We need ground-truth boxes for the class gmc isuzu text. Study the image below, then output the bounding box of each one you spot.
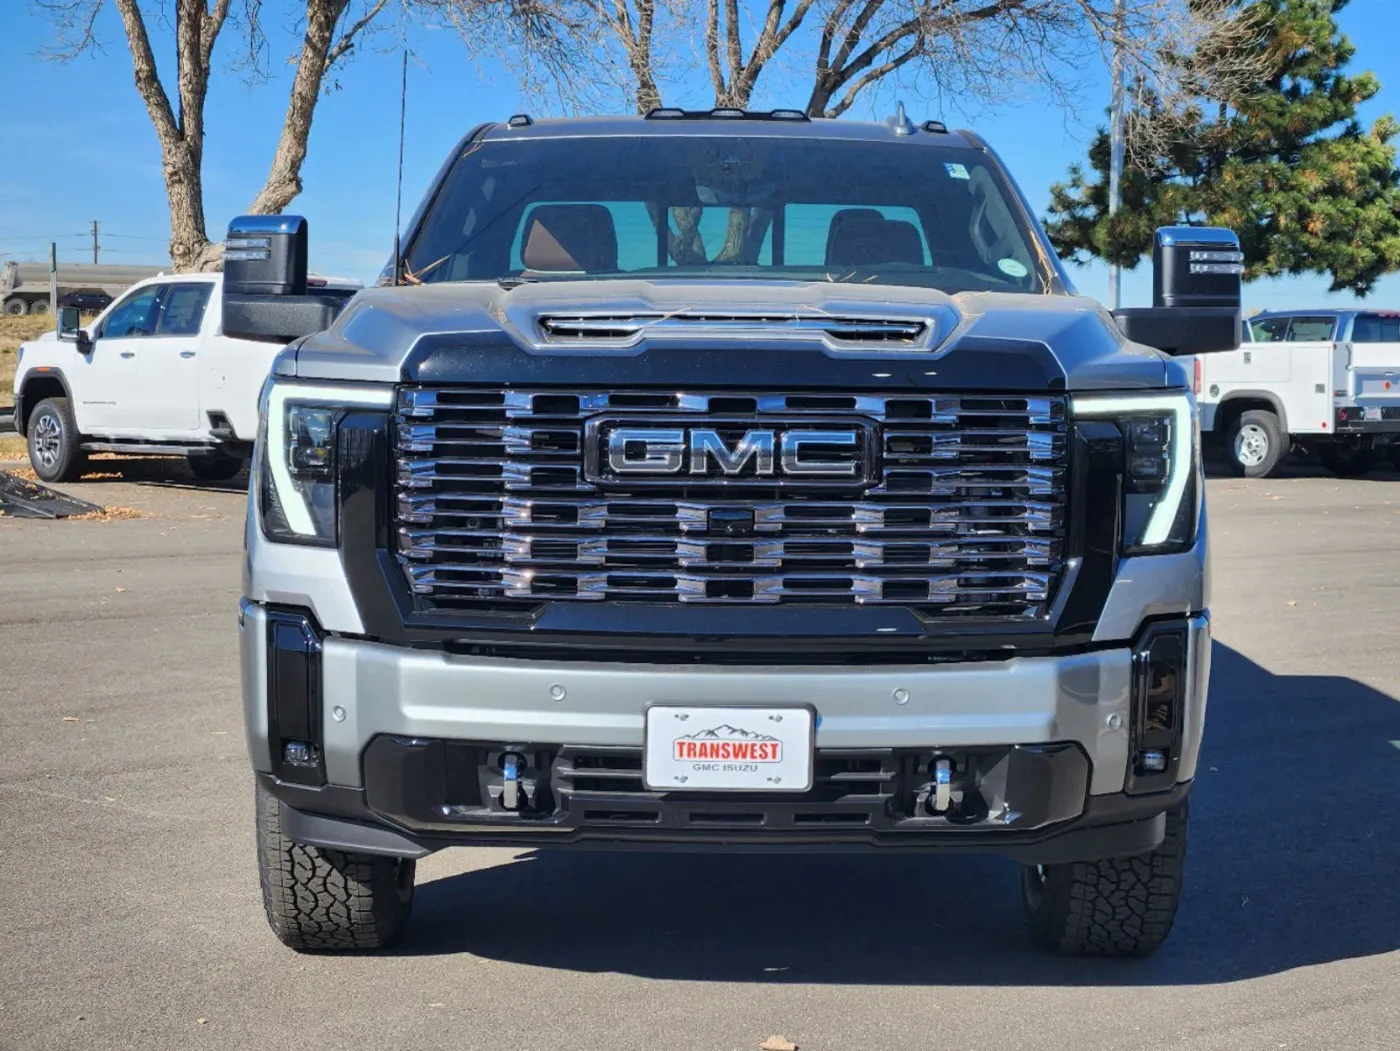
[232,109,1242,955]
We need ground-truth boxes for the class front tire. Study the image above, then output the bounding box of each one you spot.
[1224,409,1287,478]
[1021,804,1188,957]
[255,782,415,952]
[2,297,27,316]
[26,397,87,482]
[1318,442,1376,478]
[187,453,245,481]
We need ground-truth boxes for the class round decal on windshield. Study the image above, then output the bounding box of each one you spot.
[998,258,1029,278]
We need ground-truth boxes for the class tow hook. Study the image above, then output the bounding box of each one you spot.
[932,758,953,814]
[501,752,525,810]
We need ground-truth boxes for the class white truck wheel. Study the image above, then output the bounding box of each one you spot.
[1225,409,1287,478]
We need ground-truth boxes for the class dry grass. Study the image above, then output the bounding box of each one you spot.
[1,314,96,409]
[0,434,25,460]
[1,315,55,408]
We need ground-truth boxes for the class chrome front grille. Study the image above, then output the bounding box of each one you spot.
[392,388,1069,616]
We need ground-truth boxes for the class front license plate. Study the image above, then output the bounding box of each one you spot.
[644,705,815,792]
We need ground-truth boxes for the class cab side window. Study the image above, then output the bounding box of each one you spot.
[1351,314,1400,342]
[97,286,162,339]
[1286,317,1335,341]
[1249,318,1287,342]
[154,283,213,337]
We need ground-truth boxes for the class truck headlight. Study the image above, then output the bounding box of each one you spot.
[257,380,393,546]
[1072,391,1198,555]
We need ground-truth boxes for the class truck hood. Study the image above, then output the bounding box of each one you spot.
[288,279,1178,392]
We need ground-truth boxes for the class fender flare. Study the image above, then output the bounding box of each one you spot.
[15,368,75,438]
[1215,390,1289,437]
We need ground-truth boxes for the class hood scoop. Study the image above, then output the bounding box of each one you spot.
[536,311,936,350]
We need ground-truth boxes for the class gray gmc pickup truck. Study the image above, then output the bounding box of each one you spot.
[230,108,1241,956]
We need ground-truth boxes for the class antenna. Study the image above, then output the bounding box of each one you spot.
[393,49,408,287]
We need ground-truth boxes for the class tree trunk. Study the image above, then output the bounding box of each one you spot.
[247,0,352,215]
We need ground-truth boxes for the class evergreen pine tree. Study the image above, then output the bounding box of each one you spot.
[1046,0,1400,296]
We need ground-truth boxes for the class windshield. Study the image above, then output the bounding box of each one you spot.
[401,135,1046,294]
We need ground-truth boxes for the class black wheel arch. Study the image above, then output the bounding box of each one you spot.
[16,370,74,437]
[1216,390,1289,438]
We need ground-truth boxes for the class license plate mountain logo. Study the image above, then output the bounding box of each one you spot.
[673,724,782,762]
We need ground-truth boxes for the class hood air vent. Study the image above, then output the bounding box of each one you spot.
[537,313,933,349]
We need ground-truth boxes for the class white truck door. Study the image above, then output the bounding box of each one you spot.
[1344,313,1400,421]
[139,281,210,431]
[75,283,162,432]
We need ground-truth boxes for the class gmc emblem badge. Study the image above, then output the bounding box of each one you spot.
[583,418,876,487]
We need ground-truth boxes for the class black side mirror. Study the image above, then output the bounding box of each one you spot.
[1113,226,1243,355]
[56,305,92,353]
[57,305,82,339]
[221,215,339,343]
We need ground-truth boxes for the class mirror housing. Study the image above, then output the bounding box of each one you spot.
[1113,226,1243,355]
[221,215,339,343]
[56,305,91,353]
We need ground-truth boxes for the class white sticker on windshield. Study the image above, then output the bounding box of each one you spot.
[944,162,970,180]
[998,258,1029,278]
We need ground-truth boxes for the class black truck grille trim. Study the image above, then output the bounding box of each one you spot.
[392,388,1069,616]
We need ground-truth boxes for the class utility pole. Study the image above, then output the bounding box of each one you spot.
[49,242,58,322]
[1107,0,1125,311]
[90,220,100,265]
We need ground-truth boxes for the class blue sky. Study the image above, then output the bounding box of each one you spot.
[2,0,1398,312]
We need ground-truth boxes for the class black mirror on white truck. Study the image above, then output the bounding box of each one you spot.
[1113,226,1244,356]
[55,304,92,353]
[222,215,340,343]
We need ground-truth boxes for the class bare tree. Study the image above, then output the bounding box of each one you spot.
[39,0,400,271]
[569,0,1267,125]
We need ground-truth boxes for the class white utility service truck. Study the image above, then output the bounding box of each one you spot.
[11,270,359,481]
[1193,308,1400,477]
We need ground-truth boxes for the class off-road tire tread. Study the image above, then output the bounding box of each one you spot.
[1024,804,1187,957]
[28,397,87,482]
[255,783,414,952]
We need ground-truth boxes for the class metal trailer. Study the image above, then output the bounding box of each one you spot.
[1,260,165,316]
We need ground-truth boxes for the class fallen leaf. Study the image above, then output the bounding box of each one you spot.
[761,1038,798,1051]
[197,1018,208,1025]
[61,716,79,722]
[115,587,126,593]
[1286,600,1298,607]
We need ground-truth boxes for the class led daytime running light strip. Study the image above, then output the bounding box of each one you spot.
[1072,392,1193,547]
[265,382,394,536]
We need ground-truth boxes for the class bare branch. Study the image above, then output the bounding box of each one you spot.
[705,0,725,100]
[247,0,356,216]
[110,0,179,143]
[327,0,392,67]
[35,0,108,58]
[826,40,922,117]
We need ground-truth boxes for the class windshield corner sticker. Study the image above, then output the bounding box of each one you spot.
[998,258,1029,278]
[944,162,970,180]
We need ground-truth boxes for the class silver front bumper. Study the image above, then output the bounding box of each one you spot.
[242,604,1210,797]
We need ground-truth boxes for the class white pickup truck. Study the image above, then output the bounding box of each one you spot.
[11,270,359,482]
[1193,308,1400,477]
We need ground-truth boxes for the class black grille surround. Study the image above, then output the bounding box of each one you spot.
[390,387,1071,620]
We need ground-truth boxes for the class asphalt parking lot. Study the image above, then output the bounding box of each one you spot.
[3,461,1400,1051]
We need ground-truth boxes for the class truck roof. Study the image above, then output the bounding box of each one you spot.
[477,110,981,150]
[1252,307,1400,320]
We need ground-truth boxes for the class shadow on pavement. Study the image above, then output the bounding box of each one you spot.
[395,642,1400,984]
